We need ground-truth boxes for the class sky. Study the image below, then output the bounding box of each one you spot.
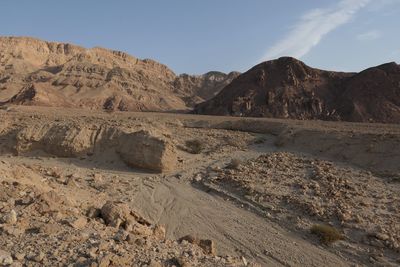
[0,0,399,74]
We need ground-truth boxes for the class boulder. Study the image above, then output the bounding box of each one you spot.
[117,130,177,172]
[100,201,131,228]
[153,225,166,240]
[199,239,216,255]
[0,250,13,266]
[1,210,17,224]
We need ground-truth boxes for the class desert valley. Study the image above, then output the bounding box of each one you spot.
[0,36,399,267]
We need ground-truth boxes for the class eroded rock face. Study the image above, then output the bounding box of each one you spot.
[174,71,240,106]
[11,122,177,172]
[16,123,98,157]
[0,36,237,111]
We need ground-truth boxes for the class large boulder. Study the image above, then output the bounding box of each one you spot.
[100,201,132,228]
[100,201,151,230]
[117,130,177,173]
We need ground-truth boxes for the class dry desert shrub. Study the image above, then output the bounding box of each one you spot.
[185,139,204,154]
[310,224,343,245]
[227,158,242,169]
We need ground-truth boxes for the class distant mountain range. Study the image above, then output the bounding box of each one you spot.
[1,36,399,123]
[0,36,238,112]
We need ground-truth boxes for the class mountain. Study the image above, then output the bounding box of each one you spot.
[194,57,400,123]
[0,36,236,111]
[174,71,240,107]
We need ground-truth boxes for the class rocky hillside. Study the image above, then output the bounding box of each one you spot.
[0,36,236,111]
[174,71,240,107]
[194,57,400,123]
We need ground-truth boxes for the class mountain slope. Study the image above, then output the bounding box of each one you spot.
[0,36,236,111]
[194,57,400,123]
[173,71,240,106]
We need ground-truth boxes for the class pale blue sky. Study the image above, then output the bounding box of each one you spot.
[1,0,399,74]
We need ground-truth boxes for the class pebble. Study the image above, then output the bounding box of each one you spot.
[0,250,13,266]
[2,210,17,224]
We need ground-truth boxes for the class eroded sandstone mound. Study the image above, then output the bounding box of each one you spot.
[0,36,237,111]
[6,121,177,172]
[195,57,400,123]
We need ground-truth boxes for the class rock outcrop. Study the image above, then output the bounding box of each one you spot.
[195,57,400,123]
[11,122,177,172]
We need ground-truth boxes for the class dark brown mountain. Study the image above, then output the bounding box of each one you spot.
[194,57,400,123]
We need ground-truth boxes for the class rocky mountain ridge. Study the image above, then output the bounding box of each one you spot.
[0,36,237,111]
[195,57,400,123]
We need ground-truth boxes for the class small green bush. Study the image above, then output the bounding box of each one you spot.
[310,224,343,245]
[185,139,204,154]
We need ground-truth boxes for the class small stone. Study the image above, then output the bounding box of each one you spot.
[199,239,216,255]
[131,223,152,236]
[33,252,45,262]
[93,173,103,182]
[66,178,79,187]
[148,260,162,267]
[98,254,111,267]
[69,217,87,230]
[114,229,129,242]
[2,210,17,224]
[0,250,13,266]
[13,253,25,261]
[9,262,22,267]
[375,233,390,241]
[241,256,248,266]
[98,241,109,251]
[179,235,198,245]
[176,256,191,267]
[134,238,146,247]
[87,207,101,218]
[194,174,202,182]
[153,225,166,240]
[2,225,24,236]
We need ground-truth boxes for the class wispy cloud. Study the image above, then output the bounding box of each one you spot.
[391,49,400,56]
[356,30,381,41]
[261,0,370,61]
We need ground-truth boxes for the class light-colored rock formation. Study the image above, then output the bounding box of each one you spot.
[12,121,177,172]
[0,36,237,111]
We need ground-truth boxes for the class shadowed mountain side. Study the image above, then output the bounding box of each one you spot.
[195,57,400,123]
